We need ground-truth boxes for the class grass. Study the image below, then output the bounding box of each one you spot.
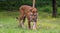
[0,11,60,33]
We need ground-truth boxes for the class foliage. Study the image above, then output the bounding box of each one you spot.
[0,0,60,10]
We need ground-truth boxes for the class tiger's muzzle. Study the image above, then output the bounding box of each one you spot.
[30,13,38,22]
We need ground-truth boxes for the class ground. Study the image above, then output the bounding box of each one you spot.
[0,11,60,33]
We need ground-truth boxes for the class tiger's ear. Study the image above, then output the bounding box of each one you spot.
[30,8,33,12]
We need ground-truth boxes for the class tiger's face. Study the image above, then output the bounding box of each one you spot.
[29,8,38,22]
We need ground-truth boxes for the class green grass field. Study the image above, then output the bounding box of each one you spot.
[0,11,60,33]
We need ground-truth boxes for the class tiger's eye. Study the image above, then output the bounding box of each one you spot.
[30,13,33,16]
[34,13,37,16]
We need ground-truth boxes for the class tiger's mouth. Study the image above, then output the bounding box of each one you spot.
[30,18,37,22]
[29,13,37,22]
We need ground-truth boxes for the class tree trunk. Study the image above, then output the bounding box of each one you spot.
[52,0,57,17]
[33,0,35,8]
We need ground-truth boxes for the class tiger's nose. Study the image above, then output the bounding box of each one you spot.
[32,16,35,18]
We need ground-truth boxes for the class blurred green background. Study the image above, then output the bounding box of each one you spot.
[0,0,60,16]
[0,0,60,33]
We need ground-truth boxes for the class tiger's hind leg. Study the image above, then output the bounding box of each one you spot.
[18,15,26,28]
[21,16,26,28]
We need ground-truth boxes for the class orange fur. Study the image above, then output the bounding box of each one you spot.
[18,5,38,29]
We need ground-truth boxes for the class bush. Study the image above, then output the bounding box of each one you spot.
[43,7,52,13]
